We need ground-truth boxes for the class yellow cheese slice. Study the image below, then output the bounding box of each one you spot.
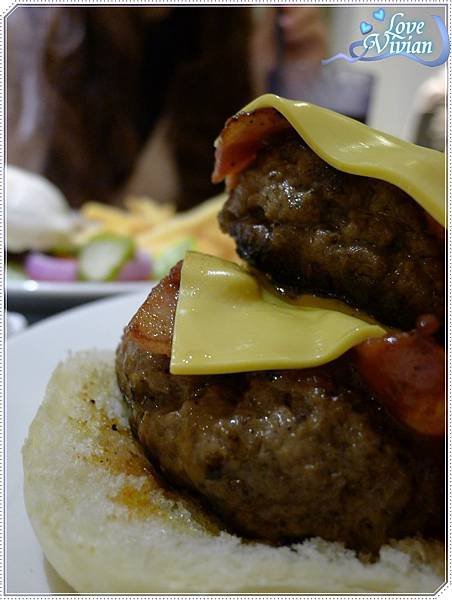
[236,94,446,227]
[170,252,386,375]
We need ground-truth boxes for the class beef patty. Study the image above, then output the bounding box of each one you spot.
[219,131,444,331]
[116,265,443,553]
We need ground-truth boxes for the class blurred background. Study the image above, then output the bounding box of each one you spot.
[5,5,447,322]
[7,5,446,210]
[331,6,446,146]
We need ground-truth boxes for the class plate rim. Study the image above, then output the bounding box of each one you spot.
[6,291,148,593]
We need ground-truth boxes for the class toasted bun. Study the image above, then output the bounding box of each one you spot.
[23,351,445,593]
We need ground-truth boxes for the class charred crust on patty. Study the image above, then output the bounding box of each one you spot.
[218,130,444,331]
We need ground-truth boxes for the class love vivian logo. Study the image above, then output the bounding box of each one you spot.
[323,9,449,67]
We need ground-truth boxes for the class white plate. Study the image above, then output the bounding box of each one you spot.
[6,291,149,593]
[7,279,154,315]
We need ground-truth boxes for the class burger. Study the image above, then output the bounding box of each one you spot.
[23,95,446,593]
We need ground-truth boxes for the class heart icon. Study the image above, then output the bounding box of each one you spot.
[373,8,385,22]
[360,21,373,35]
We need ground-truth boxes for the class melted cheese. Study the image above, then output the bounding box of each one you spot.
[237,95,446,227]
[170,253,386,375]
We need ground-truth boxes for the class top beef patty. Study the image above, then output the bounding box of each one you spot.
[219,131,444,330]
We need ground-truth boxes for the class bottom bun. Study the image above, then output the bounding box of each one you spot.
[23,351,445,593]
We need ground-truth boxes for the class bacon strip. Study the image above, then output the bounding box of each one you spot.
[123,262,181,357]
[354,317,445,437]
[211,108,290,185]
[124,261,445,437]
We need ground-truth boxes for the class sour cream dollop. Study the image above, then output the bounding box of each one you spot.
[7,165,79,252]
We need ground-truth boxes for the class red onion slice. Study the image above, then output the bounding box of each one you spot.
[25,252,78,282]
[117,250,152,281]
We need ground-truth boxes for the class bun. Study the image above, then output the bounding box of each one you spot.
[23,351,445,593]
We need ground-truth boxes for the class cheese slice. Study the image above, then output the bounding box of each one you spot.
[170,252,386,375]
[236,95,446,227]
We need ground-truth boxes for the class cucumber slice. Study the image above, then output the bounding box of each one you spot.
[152,238,196,280]
[78,235,135,281]
[7,261,27,281]
[49,243,78,258]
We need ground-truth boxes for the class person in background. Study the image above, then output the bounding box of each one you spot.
[7,7,327,210]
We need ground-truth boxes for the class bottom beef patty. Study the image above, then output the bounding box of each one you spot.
[116,266,443,553]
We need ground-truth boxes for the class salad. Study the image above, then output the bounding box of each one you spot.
[7,166,236,284]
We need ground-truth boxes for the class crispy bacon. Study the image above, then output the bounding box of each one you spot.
[124,260,445,437]
[123,261,181,357]
[211,108,290,185]
[354,316,445,437]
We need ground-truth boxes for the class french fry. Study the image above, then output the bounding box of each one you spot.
[124,196,174,225]
[81,203,140,236]
[136,194,227,246]
[135,193,237,262]
[78,192,238,272]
